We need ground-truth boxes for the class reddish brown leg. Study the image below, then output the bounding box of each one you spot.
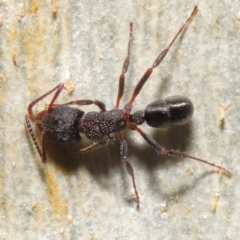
[78,137,112,153]
[129,124,232,176]
[49,99,106,112]
[25,83,65,163]
[128,6,198,105]
[25,114,44,161]
[115,22,133,108]
[115,23,140,208]
[68,137,114,160]
[119,132,140,210]
[27,83,64,118]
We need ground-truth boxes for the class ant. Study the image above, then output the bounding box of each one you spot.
[25,6,231,210]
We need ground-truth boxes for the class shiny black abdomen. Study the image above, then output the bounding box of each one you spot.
[145,96,193,128]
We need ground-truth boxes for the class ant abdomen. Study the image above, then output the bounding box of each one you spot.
[145,96,194,128]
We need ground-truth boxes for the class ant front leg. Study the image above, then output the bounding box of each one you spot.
[129,124,232,176]
[119,132,140,210]
[115,22,133,108]
[27,83,64,119]
[25,83,65,163]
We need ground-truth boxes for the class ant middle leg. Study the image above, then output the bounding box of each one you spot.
[49,99,106,112]
[129,124,232,176]
[69,135,114,160]
[119,132,140,210]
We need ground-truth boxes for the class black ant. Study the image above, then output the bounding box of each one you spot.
[25,6,231,210]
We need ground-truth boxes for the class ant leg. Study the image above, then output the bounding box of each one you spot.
[69,136,114,160]
[49,99,106,112]
[27,83,64,118]
[79,139,111,153]
[115,22,133,108]
[25,83,64,163]
[119,132,140,209]
[25,114,44,161]
[25,116,50,163]
[128,6,198,105]
[129,124,232,176]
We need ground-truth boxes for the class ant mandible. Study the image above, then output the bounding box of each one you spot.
[25,6,231,210]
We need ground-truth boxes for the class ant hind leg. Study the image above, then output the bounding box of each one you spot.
[129,124,232,176]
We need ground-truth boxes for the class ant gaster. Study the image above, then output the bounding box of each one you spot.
[25,6,231,210]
